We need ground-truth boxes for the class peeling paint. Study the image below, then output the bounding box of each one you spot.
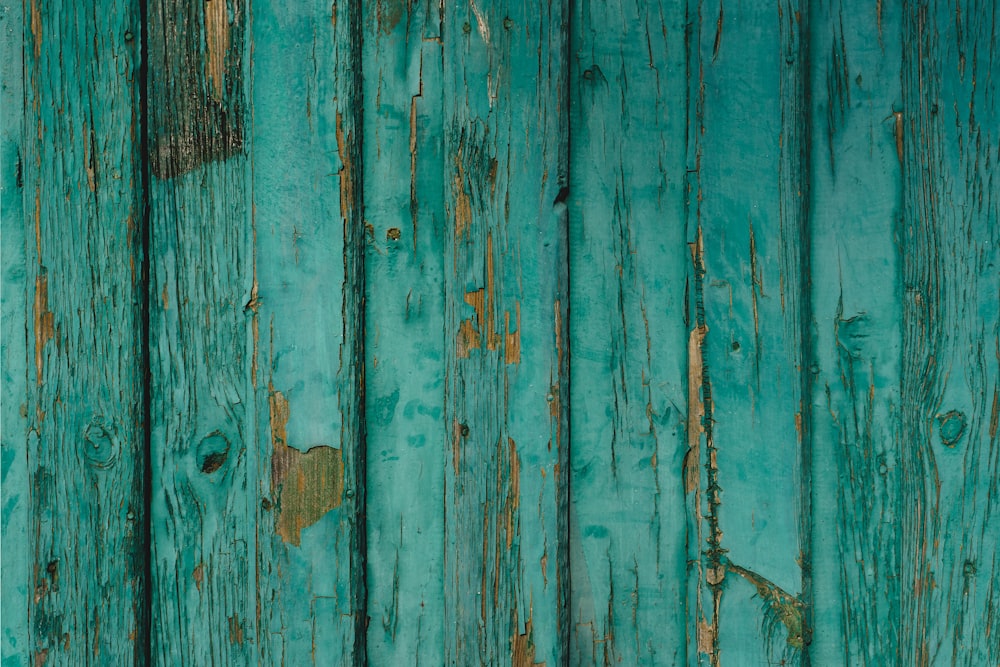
[33,272,53,384]
[336,113,355,216]
[685,324,706,493]
[269,389,344,546]
[203,0,230,101]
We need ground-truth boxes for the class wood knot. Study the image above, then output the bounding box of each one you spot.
[83,417,120,470]
[937,410,966,447]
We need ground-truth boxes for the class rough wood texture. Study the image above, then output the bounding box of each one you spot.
[250,0,365,663]
[6,0,146,665]
[808,0,904,662]
[3,0,998,664]
[896,1,999,663]
[362,0,447,663]
[685,1,811,664]
[442,0,570,662]
[567,0,688,664]
[147,0,253,662]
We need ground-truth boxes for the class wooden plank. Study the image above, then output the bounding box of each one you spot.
[685,0,811,663]
[808,0,904,662]
[147,0,254,662]
[14,0,146,664]
[1,0,29,661]
[442,0,570,662]
[249,0,365,663]
[567,0,689,664]
[894,1,999,663]
[361,0,446,663]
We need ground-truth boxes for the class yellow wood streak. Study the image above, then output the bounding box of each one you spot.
[204,0,229,100]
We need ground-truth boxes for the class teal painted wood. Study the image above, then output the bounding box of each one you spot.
[685,0,811,663]
[249,0,365,662]
[362,0,447,663]
[147,0,253,662]
[808,1,904,663]
[567,0,689,664]
[896,2,999,663]
[12,0,146,664]
[442,0,570,662]
[1,0,28,662]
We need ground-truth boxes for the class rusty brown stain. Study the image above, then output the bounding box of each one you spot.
[504,303,521,364]
[33,648,47,667]
[452,418,463,475]
[697,619,716,654]
[269,389,344,546]
[192,562,204,591]
[336,113,355,216]
[988,387,997,441]
[685,324,707,493]
[161,283,169,310]
[505,437,520,549]
[512,616,545,667]
[894,111,904,163]
[228,615,244,644]
[376,0,404,34]
[34,273,54,385]
[204,0,229,100]
[30,0,41,59]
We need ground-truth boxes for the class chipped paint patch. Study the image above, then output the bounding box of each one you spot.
[511,615,545,667]
[685,324,707,492]
[697,619,716,654]
[336,113,355,216]
[456,233,519,363]
[34,272,54,384]
[204,0,229,100]
[269,389,344,546]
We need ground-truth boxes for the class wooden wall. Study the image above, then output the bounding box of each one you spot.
[2,0,997,664]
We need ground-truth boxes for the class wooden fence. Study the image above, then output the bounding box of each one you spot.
[2,0,997,664]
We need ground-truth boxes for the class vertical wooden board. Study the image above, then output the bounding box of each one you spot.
[567,0,689,664]
[1,0,28,662]
[15,0,146,664]
[362,0,446,663]
[685,0,810,663]
[442,0,569,663]
[147,0,253,663]
[897,1,999,663]
[807,0,903,663]
[249,0,365,663]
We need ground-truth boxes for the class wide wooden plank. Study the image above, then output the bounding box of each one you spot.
[1,0,29,661]
[147,0,253,662]
[362,0,447,663]
[808,0,904,662]
[685,0,811,663]
[14,0,146,663]
[249,0,365,663]
[567,0,689,664]
[895,1,999,663]
[442,0,570,662]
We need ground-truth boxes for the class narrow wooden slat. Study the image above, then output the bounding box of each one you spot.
[16,0,146,663]
[442,1,570,662]
[147,0,253,662]
[567,0,689,664]
[808,0,903,662]
[896,2,999,663]
[685,0,811,663]
[1,0,29,661]
[249,0,365,662]
[362,0,447,663]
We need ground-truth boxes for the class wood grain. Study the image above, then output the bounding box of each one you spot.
[567,0,689,664]
[147,0,253,662]
[685,1,811,663]
[808,0,904,662]
[442,0,570,662]
[897,1,999,663]
[14,0,146,664]
[250,0,366,662]
[362,0,447,663]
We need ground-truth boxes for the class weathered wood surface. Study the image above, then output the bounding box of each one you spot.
[146,0,254,661]
[441,0,570,663]
[361,0,447,663]
[2,0,147,664]
[2,0,998,665]
[685,1,811,664]
[568,0,688,664]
